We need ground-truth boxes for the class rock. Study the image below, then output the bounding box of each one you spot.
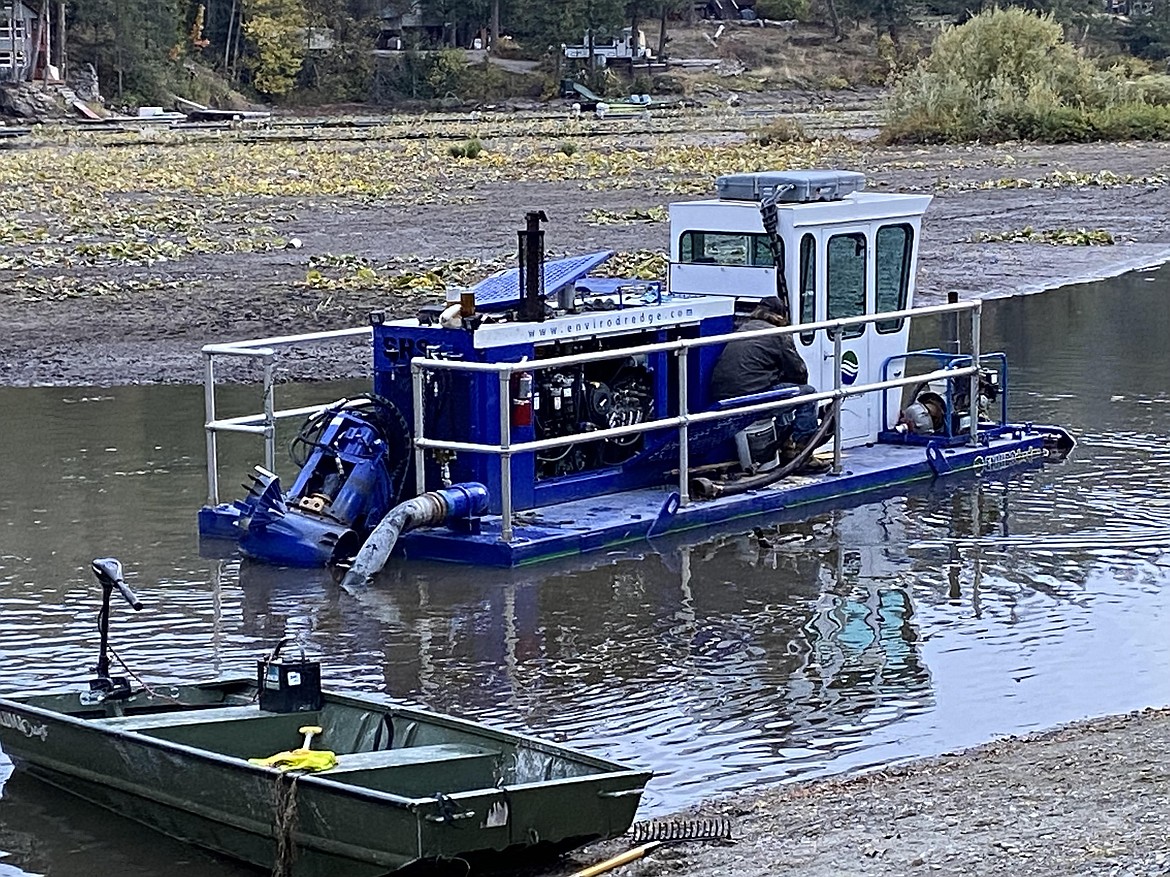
[0,82,62,119]
[68,62,103,103]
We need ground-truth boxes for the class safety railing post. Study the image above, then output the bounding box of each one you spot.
[677,345,690,507]
[262,354,276,473]
[969,301,982,446]
[499,369,514,543]
[413,361,426,497]
[831,328,843,474]
[204,352,219,506]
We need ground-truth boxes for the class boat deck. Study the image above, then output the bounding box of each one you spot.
[399,425,1062,566]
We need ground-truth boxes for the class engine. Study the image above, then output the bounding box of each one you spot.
[533,357,654,478]
[897,368,1000,437]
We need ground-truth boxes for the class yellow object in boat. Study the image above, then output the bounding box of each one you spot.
[248,748,338,772]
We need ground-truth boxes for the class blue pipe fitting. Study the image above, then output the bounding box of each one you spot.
[435,483,490,519]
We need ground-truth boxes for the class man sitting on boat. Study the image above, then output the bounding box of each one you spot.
[708,296,822,464]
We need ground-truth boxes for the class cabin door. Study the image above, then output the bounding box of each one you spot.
[794,227,873,447]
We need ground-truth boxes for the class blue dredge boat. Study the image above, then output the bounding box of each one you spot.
[198,170,1074,576]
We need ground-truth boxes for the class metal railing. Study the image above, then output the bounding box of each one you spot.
[201,326,372,506]
[411,299,985,541]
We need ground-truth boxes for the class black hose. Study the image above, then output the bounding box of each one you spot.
[691,411,836,499]
[338,494,449,591]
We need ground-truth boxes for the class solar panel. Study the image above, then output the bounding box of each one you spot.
[470,250,613,309]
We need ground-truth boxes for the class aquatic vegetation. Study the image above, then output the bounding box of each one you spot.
[586,207,668,225]
[935,170,1168,192]
[301,250,672,295]
[593,250,669,280]
[0,113,844,285]
[3,276,193,303]
[972,226,1115,246]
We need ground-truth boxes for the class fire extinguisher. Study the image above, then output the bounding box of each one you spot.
[511,370,534,428]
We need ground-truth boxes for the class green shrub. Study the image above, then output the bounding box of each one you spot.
[751,117,809,144]
[371,49,471,102]
[1135,74,1170,105]
[1089,102,1170,139]
[755,0,809,21]
[557,141,578,156]
[426,48,471,97]
[882,7,1163,143]
[448,138,484,159]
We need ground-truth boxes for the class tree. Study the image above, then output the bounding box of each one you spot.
[510,0,624,54]
[242,0,306,96]
[1119,4,1170,60]
[66,0,186,100]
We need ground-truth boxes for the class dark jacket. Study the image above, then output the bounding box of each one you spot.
[708,318,810,401]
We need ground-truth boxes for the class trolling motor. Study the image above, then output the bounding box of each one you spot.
[89,557,143,701]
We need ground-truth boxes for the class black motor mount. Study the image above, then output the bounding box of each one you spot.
[89,557,144,701]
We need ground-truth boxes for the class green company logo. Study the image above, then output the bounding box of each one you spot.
[841,350,860,385]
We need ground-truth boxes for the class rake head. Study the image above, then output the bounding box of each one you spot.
[630,817,733,844]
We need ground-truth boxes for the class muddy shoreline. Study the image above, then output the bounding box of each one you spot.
[1,140,1168,388]
[554,708,1170,877]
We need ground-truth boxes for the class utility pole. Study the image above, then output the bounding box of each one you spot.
[6,1,17,83]
[56,1,64,79]
[224,0,236,72]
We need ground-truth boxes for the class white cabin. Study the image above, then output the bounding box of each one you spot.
[667,172,932,447]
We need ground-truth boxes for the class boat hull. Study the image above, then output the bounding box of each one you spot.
[396,424,1074,566]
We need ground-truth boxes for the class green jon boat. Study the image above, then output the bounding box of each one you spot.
[0,559,650,875]
[0,679,650,875]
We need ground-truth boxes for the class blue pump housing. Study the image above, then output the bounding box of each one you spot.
[199,398,486,567]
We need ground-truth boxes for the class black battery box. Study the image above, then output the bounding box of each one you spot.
[257,643,323,713]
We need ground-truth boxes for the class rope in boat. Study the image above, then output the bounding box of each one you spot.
[107,643,183,704]
[271,772,300,877]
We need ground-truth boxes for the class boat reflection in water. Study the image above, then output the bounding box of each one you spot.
[224,479,1026,811]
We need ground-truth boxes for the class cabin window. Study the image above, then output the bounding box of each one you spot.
[798,233,817,345]
[0,17,22,39]
[679,231,779,268]
[0,51,11,68]
[875,224,913,333]
[826,232,867,339]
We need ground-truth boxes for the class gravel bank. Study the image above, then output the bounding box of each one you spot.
[555,708,1170,877]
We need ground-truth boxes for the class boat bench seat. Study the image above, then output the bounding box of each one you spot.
[90,704,268,729]
[707,386,803,414]
[323,743,501,796]
[93,705,326,758]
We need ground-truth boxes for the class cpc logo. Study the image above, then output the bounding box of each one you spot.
[840,350,860,385]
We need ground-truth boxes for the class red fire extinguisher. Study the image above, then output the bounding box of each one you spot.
[511,371,534,428]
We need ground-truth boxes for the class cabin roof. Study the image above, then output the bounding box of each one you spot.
[669,191,933,230]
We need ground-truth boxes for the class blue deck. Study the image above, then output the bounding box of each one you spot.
[397,425,1069,567]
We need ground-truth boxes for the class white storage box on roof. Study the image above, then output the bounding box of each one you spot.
[715,169,866,203]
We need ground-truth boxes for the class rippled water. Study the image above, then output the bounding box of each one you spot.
[2,267,1170,875]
